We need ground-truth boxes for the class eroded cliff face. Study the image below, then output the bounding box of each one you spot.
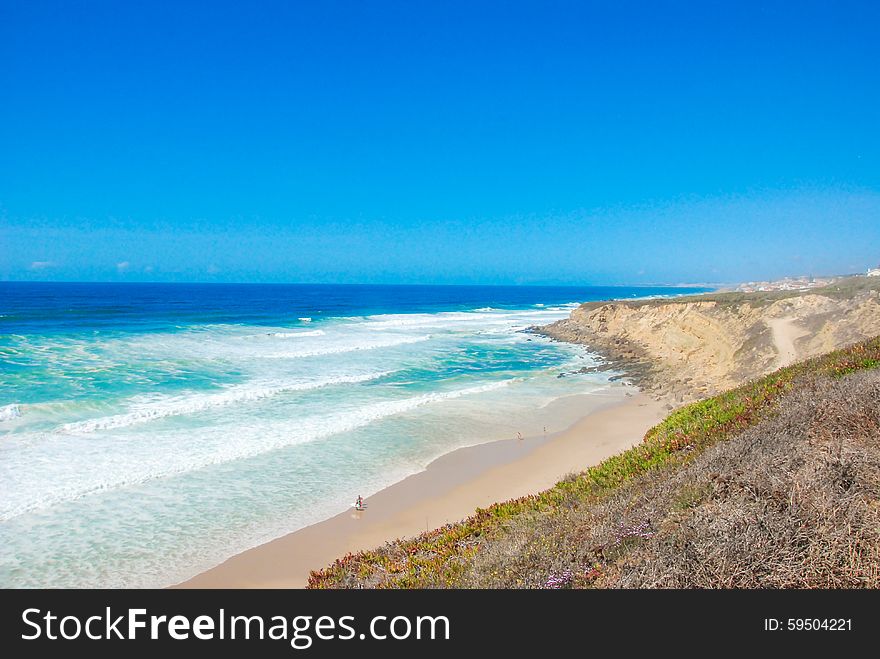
[538,285,880,404]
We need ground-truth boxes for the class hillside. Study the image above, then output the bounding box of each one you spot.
[308,337,880,588]
[537,275,880,403]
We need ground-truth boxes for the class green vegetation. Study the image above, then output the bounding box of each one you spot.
[308,335,880,589]
[585,274,880,310]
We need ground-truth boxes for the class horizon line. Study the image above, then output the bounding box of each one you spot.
[0,279,722,289]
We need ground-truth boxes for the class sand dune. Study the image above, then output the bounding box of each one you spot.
[767,316,809,370]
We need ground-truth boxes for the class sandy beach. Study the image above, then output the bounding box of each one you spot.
[178,390,665,589]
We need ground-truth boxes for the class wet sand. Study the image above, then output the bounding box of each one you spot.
[177,391,665,588]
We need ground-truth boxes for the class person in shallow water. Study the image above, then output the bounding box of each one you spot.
[355,495,365,511]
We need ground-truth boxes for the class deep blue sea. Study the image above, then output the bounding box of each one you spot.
[0,282,710,587]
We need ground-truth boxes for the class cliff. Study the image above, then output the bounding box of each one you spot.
[537,276,880,403]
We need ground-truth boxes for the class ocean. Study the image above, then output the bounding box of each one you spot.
[0,282,709,587]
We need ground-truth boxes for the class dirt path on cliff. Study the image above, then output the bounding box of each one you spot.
[767,317,808,370]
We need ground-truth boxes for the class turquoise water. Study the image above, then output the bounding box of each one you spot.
[0,283,709,587]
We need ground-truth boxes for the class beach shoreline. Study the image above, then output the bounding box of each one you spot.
[177,388,665,589]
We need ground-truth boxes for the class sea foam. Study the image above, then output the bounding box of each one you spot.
[268,330,325,338]
[57,371,391,435]
[263,334,432,359]
[2,378,519,521]
[0,403,21,422]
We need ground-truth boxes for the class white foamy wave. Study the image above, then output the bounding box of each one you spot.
[57,371,391,435]
[0,403,22,422]
[268,330,325,338]
[264,334,431,359]
[1,378,518,520]
[298,317,312,322]
[361,313,472,329]
[361,312,506,331]
[360,308,573,332]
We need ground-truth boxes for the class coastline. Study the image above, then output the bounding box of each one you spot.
[177,388,665,589]
[534,275,880,406]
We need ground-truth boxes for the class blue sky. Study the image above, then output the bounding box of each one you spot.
[1,0,878,285]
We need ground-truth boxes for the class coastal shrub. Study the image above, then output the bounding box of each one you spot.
[600,371,880,588]
[460,371,880,588]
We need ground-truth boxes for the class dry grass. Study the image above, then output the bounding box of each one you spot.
[459,371,880,588]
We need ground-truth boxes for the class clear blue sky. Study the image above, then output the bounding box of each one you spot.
[1,0,878,285]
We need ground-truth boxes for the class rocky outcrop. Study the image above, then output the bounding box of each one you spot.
[537,278,880,404]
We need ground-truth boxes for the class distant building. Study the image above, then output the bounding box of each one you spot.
[868,267,880,277]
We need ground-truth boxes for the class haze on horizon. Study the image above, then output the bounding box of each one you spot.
[1,1,878,286]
